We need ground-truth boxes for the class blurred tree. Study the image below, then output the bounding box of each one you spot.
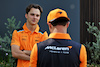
[0,16,21,67]
[85,22,100,65]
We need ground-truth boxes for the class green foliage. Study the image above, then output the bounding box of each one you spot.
[85,22,100,65]
[0,16,21,67]
[87,64,100,67]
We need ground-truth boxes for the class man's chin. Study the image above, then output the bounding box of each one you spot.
[31,22,37,25]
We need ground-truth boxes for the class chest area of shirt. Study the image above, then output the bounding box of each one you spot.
[19,32,42,43]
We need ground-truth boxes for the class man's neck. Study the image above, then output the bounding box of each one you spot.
[26,22,37,33]
[52,25,67,34]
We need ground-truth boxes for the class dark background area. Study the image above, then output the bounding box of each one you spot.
[0,0,80,42]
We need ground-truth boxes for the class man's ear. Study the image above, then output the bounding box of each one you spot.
[67,21,70,28]
[47,22,52,29]
[47,22,54,30]
[47,22,54,33]
[25,14,28,19]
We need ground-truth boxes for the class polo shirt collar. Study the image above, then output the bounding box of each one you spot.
[49,33,71,40]
[23,23,39,33]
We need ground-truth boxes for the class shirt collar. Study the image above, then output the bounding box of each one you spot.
[23,23,40,33]
[49,33,71,40]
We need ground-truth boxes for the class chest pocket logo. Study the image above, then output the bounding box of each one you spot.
[21,36,27,41]
[35,37,40,42]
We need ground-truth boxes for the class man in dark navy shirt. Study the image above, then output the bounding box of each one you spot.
[30,8,87,67]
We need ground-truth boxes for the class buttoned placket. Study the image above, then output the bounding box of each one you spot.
[30,31,37,50]
[28,31,33,50]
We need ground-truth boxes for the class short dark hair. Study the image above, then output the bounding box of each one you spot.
[26,4,43,14]
[50,17,69,26]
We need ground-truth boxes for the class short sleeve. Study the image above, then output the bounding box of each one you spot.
[11,30,20,46]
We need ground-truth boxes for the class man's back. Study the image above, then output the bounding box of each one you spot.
[37,38,81,67]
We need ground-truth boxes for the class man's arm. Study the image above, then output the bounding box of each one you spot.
[11,45,30,60]
[23,50,31,56]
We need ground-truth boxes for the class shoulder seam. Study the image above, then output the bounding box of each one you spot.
[16,27,24,32]
[39,29,45,34]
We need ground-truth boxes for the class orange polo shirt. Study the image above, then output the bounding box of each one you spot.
[11,23,48,67]
[30,33,87,67]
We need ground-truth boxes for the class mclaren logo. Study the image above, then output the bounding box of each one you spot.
[58,12,62,14]
[45,46,69,50]
[45,46,72,54]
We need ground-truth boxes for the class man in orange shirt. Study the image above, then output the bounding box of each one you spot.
[30,8,87,67]
[11,4,48,67]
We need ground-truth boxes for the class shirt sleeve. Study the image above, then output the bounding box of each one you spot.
[40,31,48,42]
[80,45,87,67]
[11,30,20,46]
[30,43,38,67]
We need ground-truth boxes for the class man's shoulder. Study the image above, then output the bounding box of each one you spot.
[39,29,46,34]
[70,40,81,45]
[16,27,23,31]
[37,39,51,46]
[16,27,24,32]
[12,27,24,34]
